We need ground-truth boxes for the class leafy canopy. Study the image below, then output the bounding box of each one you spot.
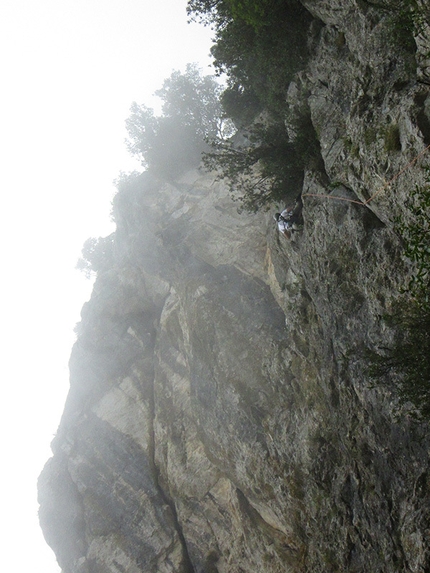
[187,0,312,115]
[187,0,316,210]
[76,236,114,279]
[187,0,284,30]
[203,122,303,211]
[125,64,231,179]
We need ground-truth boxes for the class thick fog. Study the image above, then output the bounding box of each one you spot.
[0,1,212,572]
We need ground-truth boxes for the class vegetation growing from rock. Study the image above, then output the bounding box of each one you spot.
[76,235,115,278]
[121,1,318,210]
[187,0,311,92]
[386,0,429,51]
[187,0,318,210]
[202,107,320,211]
[368,174,430,417]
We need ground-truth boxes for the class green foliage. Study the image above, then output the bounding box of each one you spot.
[211,4,311,116]
[220,84,262,128]
[113,170,142,194]
[187,0,307,31]
[125,64,230,179]
[154,64,229,140]
[76,235,114,278]
[368,173,430,418]
[186,0,229,27]
[187,0,316,210]
[203,109,320,211]
[385,0,429,52]
[368,302,430,417]
[384,123,402,152]
[188,0,292,30]
[125,104,158,168]
[188,0,312,116]
[397,181,430,300]
[226,0,276,28]
[203,123,302,211]
[364,126,377,147]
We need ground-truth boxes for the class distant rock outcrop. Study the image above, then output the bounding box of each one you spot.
[39,1,430,572]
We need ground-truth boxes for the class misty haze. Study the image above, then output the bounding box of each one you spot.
[36,1,430,572]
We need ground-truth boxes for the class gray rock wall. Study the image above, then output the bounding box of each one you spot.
[39,1,430,572]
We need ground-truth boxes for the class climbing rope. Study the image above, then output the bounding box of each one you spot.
[302,142,430,207]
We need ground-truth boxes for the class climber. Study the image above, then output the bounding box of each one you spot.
[274,195,303,239]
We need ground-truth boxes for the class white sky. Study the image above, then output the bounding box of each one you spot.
[0,1,213,571]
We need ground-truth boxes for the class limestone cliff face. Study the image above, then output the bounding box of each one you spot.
[39,1,430,572]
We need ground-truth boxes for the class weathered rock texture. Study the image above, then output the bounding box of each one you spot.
[39,1,430,572]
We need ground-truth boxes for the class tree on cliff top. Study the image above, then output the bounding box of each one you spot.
[187,0,311,115]
[76,235,114,279]
[185,0,316,210]
[187,0,289,30]
[125,64,231,179]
